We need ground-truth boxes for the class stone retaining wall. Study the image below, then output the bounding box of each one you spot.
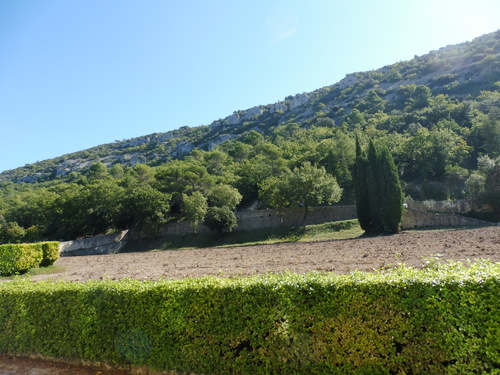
[60,201,492,256]
[59,230,129,256]
[405,199,480,213]
[401,208,491,229]
[236,205,357,230]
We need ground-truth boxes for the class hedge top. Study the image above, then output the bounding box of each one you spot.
[1,259,498,292]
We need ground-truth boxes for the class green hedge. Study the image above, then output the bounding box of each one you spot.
[0,243,43,275]
[0,242,60,275]
[40,241,60,267]
[0,261,499,374]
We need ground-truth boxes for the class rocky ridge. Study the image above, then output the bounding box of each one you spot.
[2,31,499,184]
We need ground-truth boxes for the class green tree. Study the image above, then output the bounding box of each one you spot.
[155,160,214,196]
[356,140,404,234]
[484,158,500,213]
[129,164,156,187]
[118,185,171,237]
[204,206,237,234]
[182,191,208,233]
[290,162,342,224]
[259,162,342,225]
[379,146,405,233]
[86,162,109,182]
[207,184,242,209]
[109,163,125,179]
[403,128,470,182]
[355,135,371,231]
[358,90,387,114]
[258,176,293,222]
[346,109,366,130]
[0,222,26,244]
[314,131,356,201]
[467,155,500,213]
[83,180,125,236]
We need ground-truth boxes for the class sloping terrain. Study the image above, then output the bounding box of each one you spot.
[1,31,498,183]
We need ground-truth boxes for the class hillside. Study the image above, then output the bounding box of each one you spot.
[0,31,499,243]
[1,31,499,184]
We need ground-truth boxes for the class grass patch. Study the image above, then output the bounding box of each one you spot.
[121,219,363,253]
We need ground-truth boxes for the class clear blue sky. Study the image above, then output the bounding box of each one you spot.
[0,0,499,173]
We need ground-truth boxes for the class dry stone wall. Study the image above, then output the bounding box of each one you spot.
[59,201,492,256]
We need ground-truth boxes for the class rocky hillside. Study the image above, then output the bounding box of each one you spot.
[2,30,499,184]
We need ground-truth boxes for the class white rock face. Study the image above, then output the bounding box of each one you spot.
[118,154,147,166]
[270,102,287,113]
[129,155,147,166]
[156,132,173,142]
[289,93,311,110]
[224,106,264,125]
[121,137,150,148]
[225,113,241,125]
[241,106,263,121]
[338,74,358,89]
[207,134,236,150]
[174,141,195,156]
[17,173,44,183]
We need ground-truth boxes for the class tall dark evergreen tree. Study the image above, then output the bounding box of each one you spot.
[367,140,384,232]
[355,138,404,234]
[355,135,371,231]
[379,147,404,233]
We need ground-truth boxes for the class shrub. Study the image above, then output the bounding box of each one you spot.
[40,241,60,267]
[0,243,43,276]
[0,261,498,374]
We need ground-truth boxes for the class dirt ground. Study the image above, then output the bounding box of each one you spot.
[28,226,500,282]
[1,226,499,374]
[0,354,129,375]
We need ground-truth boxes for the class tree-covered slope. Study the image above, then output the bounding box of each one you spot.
[0,31,499,242]
[1,31,498,184]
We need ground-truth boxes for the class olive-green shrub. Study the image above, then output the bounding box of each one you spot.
[0,243,43,275]
[0,261,498,374]
[39,241,60,267]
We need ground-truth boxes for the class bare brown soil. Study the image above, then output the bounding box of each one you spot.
[28,226,500,283]
[1,226,499,374]
[0,354,129,375]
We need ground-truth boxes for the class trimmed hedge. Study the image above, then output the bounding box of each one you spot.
[40,241,60,267]
[0,241,60,275]
[0,261,499,374]
[0,243,43,275]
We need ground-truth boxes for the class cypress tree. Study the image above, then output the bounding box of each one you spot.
[367,140,384,233]
[355,138,404,234]
[380,147,404,233]
[355,135,371,231]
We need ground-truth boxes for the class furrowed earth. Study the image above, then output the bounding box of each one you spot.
[1,226,499,374]
[28,226,500,282]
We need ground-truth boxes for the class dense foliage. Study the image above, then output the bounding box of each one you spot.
[355,138,404,233]
[0,31,499,242]
[0,261,498,374]
[0,241,59,275]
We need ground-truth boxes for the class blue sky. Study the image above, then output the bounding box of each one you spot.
[0,0,499,173]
